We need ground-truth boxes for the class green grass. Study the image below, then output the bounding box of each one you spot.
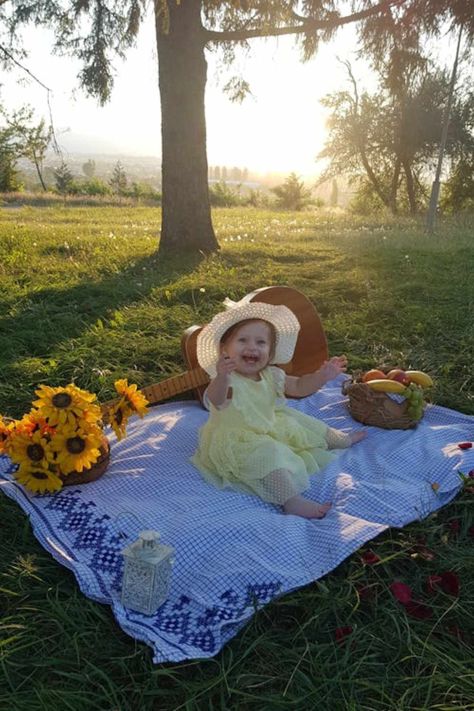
[1,205,473,710]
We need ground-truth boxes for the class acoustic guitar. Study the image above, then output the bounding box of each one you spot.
[101,285,328,413]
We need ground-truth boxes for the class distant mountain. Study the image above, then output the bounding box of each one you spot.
[54,131,161,160]
[55,131,123,155]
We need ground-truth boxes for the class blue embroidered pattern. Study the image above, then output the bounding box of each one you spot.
[11,479,283,655]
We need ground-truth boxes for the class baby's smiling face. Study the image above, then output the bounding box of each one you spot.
[221,320,273,379]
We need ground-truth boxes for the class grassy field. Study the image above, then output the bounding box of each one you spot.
[0,204,473,710]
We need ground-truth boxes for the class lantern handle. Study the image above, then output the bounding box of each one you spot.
[112,511,143,540]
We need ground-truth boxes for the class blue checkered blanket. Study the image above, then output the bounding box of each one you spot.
[1,374,472,663]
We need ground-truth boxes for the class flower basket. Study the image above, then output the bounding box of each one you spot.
[342,380,422,430]
[61,435,111,486]
[0,379,149,494]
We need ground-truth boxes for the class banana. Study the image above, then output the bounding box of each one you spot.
[405,370,433,388]
[365,379,407,394]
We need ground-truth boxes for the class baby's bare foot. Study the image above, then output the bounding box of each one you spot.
[283,496,332,519]
[349,430,367,445]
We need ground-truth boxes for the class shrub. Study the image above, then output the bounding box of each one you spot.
[209,181,242,207]
[243,189,271,208]
[126,182,161,202]
[271,173,312,211]
[81,177,112,196]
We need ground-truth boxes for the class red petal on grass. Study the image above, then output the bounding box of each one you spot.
[361,550,380,565]
[426,575,443,594]
[440,571,460,596]
[458,442,472,450]
[404,601,433,619]
[390,582,413,604]
[463,486,474,494]
[468,526,474,538]
[335,626,353,644]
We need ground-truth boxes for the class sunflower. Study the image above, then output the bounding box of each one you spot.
[108,398,131,441]
[114,379,149,418]
[0,417,12,454]
[17,411,56,438]
[14,464,63,494]
[12,412,38,436]
[33,384,101,427]
[8,428,55,469]
[52,425,103,474]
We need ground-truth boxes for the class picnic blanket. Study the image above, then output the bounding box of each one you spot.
[1,374,472,663]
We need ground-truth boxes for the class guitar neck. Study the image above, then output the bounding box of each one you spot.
[101,366,209,416]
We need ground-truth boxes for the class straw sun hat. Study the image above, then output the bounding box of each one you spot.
[196,296,301,377]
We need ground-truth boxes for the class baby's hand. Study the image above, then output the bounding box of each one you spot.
[319,355,348,382]
[216,351,237,377]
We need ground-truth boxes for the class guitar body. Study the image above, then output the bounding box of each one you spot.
[181,286,328,403]
[102,286,329,413]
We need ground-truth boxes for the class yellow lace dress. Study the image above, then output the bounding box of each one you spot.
[192,366,338,504]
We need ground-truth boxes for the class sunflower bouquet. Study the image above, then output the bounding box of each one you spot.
[0,379,149,495]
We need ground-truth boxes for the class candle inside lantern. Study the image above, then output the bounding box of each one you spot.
[121,529,174,615]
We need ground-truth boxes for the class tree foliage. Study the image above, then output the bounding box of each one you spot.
[0,136,22,191]
[1,1,472,250]
[2,1,470,105]
[319,52,473,215]
[0,105,52,191]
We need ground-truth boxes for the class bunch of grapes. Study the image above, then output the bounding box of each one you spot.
[404,383,425,421]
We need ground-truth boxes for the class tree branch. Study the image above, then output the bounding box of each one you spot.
[0,44,61,154]
[0,44,51,92]
[204,0,407,43]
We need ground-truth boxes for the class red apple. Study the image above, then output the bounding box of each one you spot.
[387,369,411,386]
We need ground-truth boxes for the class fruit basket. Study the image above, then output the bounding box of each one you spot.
[342,369,432,430]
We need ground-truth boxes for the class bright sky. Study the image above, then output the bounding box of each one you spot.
[0,17,460,176]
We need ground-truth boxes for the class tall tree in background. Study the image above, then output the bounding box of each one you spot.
[0,124,22,191]
[109,161,128,195]
[440,86,474,212]
[319,62,453,214]
[320,50,473,214]
[0,105,51,191]
[16,114,52,191]
[1,1,472,253]
[54,161,74,195]
[82,159,96,179]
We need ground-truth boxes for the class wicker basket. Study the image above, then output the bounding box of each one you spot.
[61,436,111,486]
[342,381,421,430]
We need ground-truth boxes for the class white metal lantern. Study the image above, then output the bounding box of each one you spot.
[121,530,174,615]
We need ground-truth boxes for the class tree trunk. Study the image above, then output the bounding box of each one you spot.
[32,152,47,191]
[403,159,417,214]
[388,157,401,214]
[359,147,391,210]
[155,0,218,255]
